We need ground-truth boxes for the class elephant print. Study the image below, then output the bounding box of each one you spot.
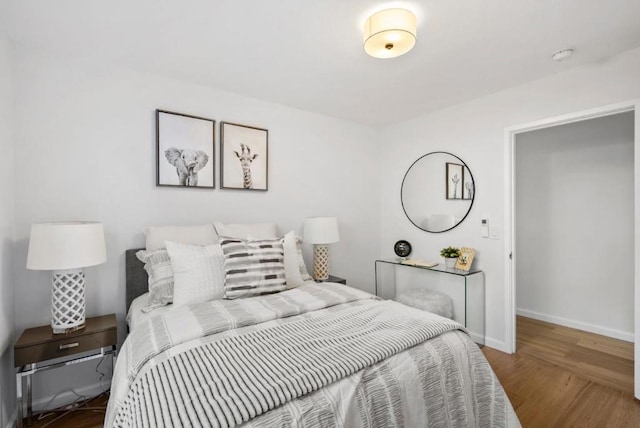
[165,148,209,186]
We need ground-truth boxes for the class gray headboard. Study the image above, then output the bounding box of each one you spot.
[125,249,148,312]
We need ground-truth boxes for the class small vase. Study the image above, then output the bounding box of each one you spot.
[444,257,457,268]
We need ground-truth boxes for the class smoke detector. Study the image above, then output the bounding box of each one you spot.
[552,48,574,62]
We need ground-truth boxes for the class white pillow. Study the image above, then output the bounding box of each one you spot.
[213,222,278,240]
[165,241,226,306]
[145,225,219,251]
[283,231,312,288]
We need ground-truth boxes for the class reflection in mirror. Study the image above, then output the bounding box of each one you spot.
[401,152,475,233]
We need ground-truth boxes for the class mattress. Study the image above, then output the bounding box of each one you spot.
[108,283,519,427]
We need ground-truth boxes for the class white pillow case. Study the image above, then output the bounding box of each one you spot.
[283,231,312,288]
[213,222,278,240]
[165,241,226,307]
[145,224,219,251]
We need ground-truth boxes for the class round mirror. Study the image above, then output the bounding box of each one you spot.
[401,152,475,233]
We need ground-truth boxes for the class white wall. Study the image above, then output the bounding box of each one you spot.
[11,46,380,405]
[0,35,15,428]
[515,112,634,340]
[379,47,640,350]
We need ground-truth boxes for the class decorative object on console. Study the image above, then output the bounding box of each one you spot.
[221,122,268,191]
[156,110,215,188]
[393,240,412,260]
[439,246,460,269]
[303,217,340,281]
[455,247,476,272]
[363,8,417,59]
[26,222,107,334]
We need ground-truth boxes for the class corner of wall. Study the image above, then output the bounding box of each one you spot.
[0,34,17,428]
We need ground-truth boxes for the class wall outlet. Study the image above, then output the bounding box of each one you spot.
[490,227,499,240]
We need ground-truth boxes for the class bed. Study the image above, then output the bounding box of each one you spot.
[105,248,520,427]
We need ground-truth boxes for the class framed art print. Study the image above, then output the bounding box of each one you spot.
[220,122,268,191]
[446,162,464,200]
[455,247,476,271]
[156,110,215,188]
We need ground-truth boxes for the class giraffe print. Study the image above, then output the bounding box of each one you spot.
[234,143,258,189]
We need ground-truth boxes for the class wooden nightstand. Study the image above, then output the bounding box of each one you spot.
[316,275,346,285]
[14,314,117,427]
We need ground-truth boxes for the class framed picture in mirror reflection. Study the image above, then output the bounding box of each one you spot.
[446,162,464,200]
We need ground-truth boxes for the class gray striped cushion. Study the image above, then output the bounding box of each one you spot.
[135,249,174,312]
[220,237,286,299]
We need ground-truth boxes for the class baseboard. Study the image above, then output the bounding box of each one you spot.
[516,308,634,342]
[483,336,507,353]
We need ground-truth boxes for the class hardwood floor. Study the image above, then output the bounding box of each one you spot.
[483,316,640,427]
[26,394,107,428]
[21,316,640,427]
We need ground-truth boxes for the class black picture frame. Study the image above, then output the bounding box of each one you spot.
[446,162,464,200]
[220,122,269,191]
[156,109,215,188]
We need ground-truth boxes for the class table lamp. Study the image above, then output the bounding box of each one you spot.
[303,217,340,281]
[26,222,107,334]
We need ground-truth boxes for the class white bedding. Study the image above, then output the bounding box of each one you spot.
[126,293,172,331]
[126,280,320,331]
[109,283,519,427]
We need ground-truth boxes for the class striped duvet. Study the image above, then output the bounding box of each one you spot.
[106,283,519,427]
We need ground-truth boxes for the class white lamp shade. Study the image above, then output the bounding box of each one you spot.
[363,8,417,59]
[303,217,340,245]
[27,222,107,270]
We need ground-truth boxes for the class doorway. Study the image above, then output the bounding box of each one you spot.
[503,101,640,399]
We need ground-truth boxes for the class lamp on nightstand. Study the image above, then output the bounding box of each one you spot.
[303,217,340,281]
[26,222,107,334]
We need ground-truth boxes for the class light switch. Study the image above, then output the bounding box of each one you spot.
[490,227,499,240]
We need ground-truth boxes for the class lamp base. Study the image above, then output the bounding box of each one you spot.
[51,269,86,335]
[313,245,329,281]
[52,323,86,335]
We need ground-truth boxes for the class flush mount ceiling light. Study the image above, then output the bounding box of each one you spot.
[552,48,574,61]
[364,8,417,59]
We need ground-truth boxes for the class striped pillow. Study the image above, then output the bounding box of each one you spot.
[220,237,286,299]
[135,249,174,312]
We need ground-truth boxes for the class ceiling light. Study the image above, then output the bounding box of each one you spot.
[364,8,417,59]
[552,48,574,62]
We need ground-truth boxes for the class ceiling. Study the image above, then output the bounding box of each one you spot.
[4,0,640,126]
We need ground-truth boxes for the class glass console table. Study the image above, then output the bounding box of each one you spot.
[375,259,485,344]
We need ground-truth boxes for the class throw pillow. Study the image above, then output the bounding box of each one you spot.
[220,236,286,299]
[135,249,174,312]
[165,241,226,307]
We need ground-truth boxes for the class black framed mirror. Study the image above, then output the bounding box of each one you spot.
[401,151,475,233]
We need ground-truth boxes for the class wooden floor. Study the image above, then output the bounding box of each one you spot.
[27,394,108,428]
[483,316,640,427]
[22,316,640,427]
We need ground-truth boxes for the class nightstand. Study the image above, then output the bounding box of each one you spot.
[14,314,117,427]
[316,275,346,285]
